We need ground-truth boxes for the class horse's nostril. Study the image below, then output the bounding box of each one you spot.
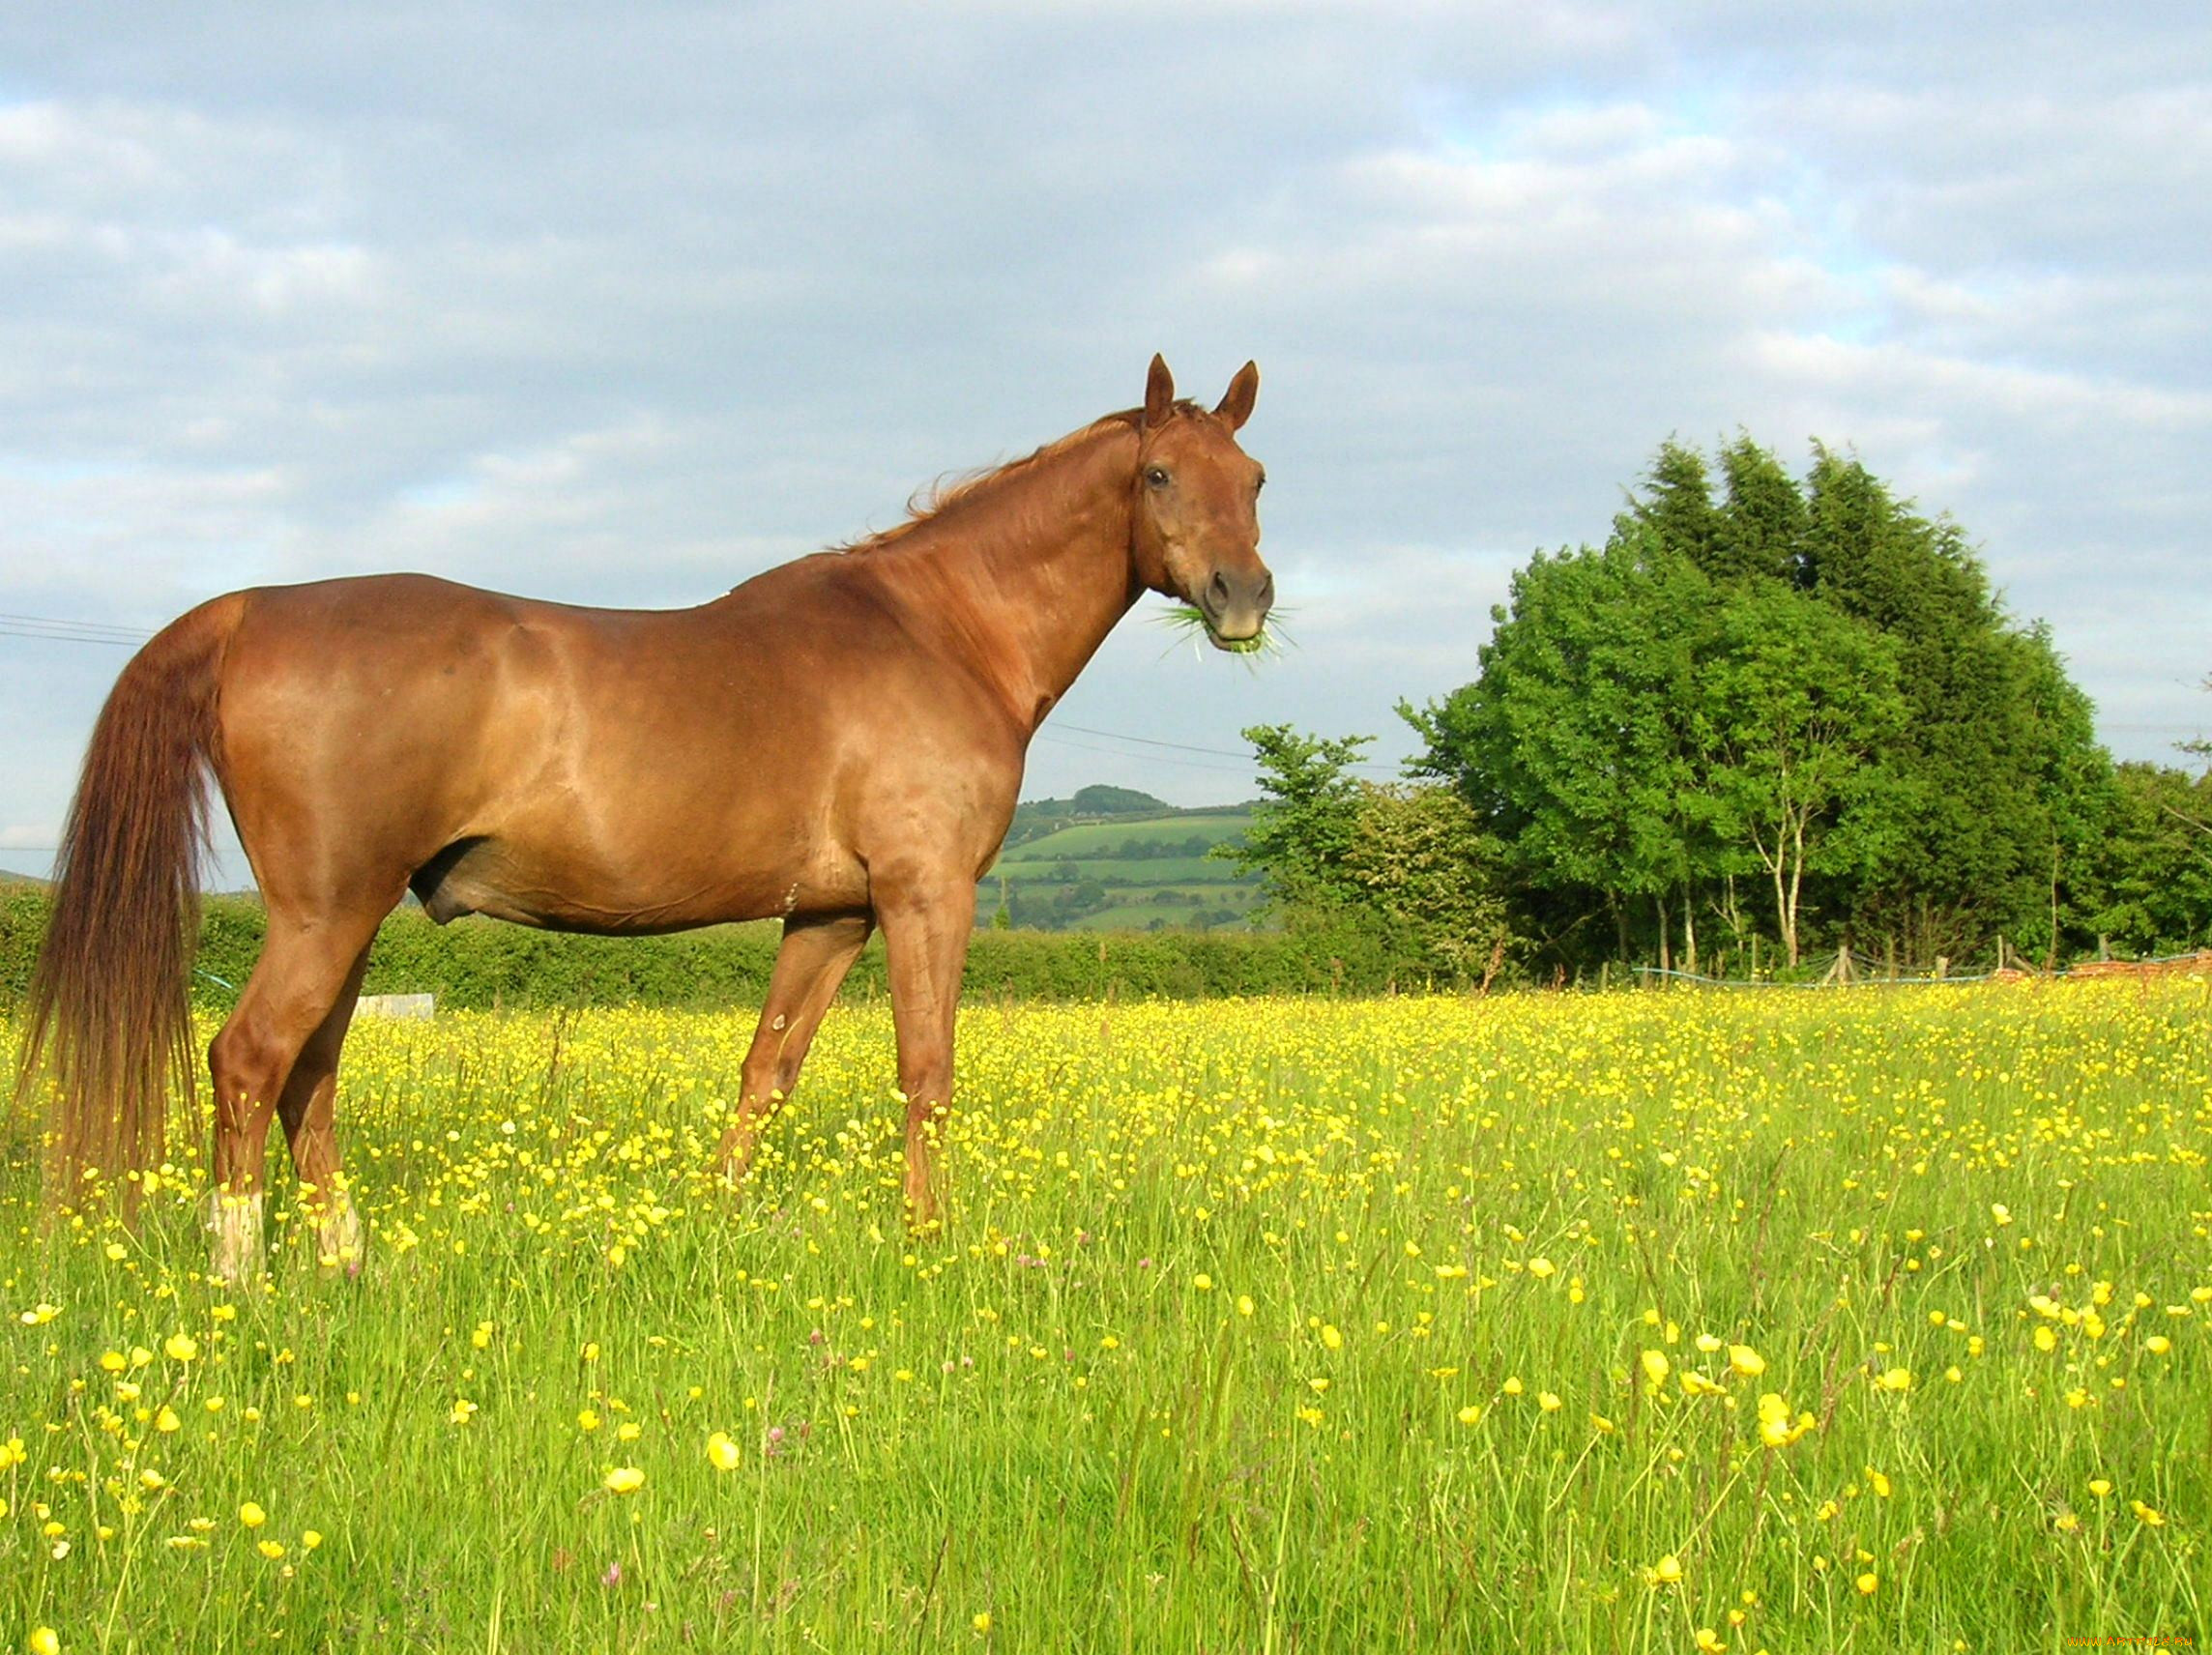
[1258,574,1274,607]
[1209,571,1231,599]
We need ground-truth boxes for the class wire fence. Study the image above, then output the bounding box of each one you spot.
[1632,947,2212,991]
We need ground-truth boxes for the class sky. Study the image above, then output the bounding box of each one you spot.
[3,2,2208,886]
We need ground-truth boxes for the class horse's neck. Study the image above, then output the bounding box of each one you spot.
[895,428,1141,732]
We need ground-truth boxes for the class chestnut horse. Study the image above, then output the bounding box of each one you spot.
[18,356,1272,1280]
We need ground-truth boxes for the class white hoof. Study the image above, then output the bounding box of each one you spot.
[206,1190,266,1285]
[314,1192,366,1274]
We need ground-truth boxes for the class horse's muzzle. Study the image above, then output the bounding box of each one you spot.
[1199,566,1273,646]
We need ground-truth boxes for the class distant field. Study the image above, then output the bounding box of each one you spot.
[984,807,1262,931]
[1062,894,1261,931]
[996,810,1251,862]
[994,855,1237,885]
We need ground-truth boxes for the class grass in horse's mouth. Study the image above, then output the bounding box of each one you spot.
[1157,601,1282,659]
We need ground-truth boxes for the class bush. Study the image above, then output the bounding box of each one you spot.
[0,888,1406,1013]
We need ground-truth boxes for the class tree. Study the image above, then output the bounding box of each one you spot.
[1219,725,1375,914]
[2081,763,2212,954]
[2179,673,2212,770]
[1799,447,2114,962]
[1698,589,1906,965]
[1341,784,1512,984]
[1410,435,2117,973]
[1226,728,1514,984]
[1714,434,1809,588]
[1403,533,1718,969]
[1629,441,1723,579]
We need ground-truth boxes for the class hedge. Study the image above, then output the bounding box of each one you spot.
[0,886,1380,1013]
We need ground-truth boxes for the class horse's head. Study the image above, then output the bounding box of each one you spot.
[1130,355,1273,651]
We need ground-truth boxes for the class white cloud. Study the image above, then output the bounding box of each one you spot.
[3,0,2212,878]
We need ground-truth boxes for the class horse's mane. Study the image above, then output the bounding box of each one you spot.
[836,402,1206,555]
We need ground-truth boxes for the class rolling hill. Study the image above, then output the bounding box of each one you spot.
[980,786,1265,932]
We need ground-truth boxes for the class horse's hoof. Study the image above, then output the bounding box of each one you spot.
[205,1189,267,1286]
[315,1201,367,1275]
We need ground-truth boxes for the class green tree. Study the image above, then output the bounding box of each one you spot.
[1800,447,2113,962]
[1715,434,1809,588]
[1630,440,1722,579]
[1341,784,1513,985]
[1403,533,1718,969]
[1219,725,1375,914]
[1698,589,1906,966]
[1226,729,1514,985]
[1411,435,2118,974]
[2082,763,2212,954]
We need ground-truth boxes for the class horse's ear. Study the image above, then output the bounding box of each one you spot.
[1215,361,1260,431]
[1144,355,1176,427]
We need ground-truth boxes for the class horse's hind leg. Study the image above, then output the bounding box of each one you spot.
[206,909,385,1282]
[276,943,373,1272]
[714,912,872,1187]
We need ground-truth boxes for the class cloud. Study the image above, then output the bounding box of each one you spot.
[4,1,2212,879]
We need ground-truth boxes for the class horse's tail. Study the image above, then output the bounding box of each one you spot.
[16,595,241,1212]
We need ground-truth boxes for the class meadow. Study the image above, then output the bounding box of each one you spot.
[989,809,1261,933]
[2,980,2208,1651]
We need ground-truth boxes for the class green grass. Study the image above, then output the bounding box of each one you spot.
[993,857,1246,886]
[1062,900,1261,932]
[995,812,1250,862]
[3,983,2209,1650]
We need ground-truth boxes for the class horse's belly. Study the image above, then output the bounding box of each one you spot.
[414,833,866,935]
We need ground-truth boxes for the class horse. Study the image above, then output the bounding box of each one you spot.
[15,354,1273,1282]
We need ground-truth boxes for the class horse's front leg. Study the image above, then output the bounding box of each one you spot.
[714,912,873,1188]
[876,879,975,1232]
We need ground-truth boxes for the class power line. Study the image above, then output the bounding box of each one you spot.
[1050,721,1255,760]
[1032,732,1256,775]
[0,619,153,646]
[0,632,131,647]
[0,610,156,635]
[1049,719,1400,773]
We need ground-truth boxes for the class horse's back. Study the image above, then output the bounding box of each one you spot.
[205,566,1010,929]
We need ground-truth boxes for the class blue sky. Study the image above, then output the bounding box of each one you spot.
[3,2,2208,884]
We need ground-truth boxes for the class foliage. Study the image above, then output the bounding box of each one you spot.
[0,886,1399,1015]
[1794,449,2051,957]
[1339,783,1512,984]
[1408,437,2130,973]
[1697,588,1906,965]
[2083,762,2212,954]
[1225,728,1514,987]
[1219,725,1375,913]
[1402,536,1712,928]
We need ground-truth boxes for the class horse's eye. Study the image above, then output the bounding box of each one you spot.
[1145,467,1171,488]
